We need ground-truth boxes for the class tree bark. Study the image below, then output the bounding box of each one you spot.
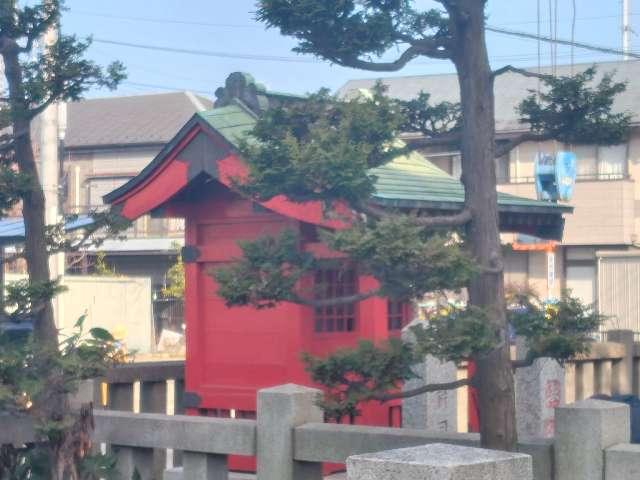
[449,1,518,451]
[1,42,58,350]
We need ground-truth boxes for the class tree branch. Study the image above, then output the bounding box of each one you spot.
[293,289,381,308]
[28,94,58,120]
[492,65,554,80]
[494,132,554,158]
[511,357,536,369]
[362,203,472,228]
[328,38,450,73]
[374,377,472,401]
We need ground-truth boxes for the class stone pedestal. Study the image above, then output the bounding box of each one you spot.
[401,321,457,432]
[346,443,532,480]
[555,399,630,480]
[257,384,324,480]
[515,357,565,438]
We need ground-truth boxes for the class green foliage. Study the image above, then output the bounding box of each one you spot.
[93,252,115,277]
[256,0,449,61]
[0,317,126,479]
[0,315,124,415]
[507,288,605,363]
[0,167,31,217]
[327,216,476,300]
[409,306,497,362]
[4,279,67,322]
[518,67,632,146]
[22,35,125,119]
[305,291,600,421]
[238,84,404,206]
[304,338,418,421]
[161,243,185,299]
[0,445,119,480]
[399,91,461,138]
[214,230,316,309]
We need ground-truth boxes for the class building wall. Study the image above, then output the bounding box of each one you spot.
[6,273,154,353]
[597,251,640,331]
[62,145,163,211]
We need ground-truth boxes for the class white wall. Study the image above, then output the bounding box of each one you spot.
[6,274,153,353]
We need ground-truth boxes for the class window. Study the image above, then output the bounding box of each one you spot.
[389,405,402,427]
[387,300,413,331]
[428,154,461,179]
[314,268,357,333]
[86,176,132,207]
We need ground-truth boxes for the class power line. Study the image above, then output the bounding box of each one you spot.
[93,38,319,63]
[71,9,638,30]
[122,81,212,96]
[69,10,261,29]
[486,24,640,60]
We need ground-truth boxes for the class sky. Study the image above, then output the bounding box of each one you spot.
[57,0,638,100]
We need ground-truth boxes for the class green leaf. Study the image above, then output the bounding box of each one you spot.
[74,313,87,329]
[89,327,115,342]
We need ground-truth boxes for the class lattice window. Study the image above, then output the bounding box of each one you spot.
[314,268,357,333]
[388,300,412,331]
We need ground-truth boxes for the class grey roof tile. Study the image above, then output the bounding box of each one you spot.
[338,60,640,132]
[64,91,213,148]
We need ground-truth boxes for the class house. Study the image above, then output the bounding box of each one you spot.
[104,72,568,448]
[340,60,640,331]
[60,91,213,289]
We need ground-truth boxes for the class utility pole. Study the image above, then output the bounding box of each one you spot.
[39,18,64,327]
[623,0,632,60]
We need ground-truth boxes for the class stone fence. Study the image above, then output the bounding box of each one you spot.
[2,384,640,480]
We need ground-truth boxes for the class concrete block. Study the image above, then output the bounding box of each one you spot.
[183,452,227,480]
[114,445,154,480]
[605,443,640,480]
[555,399,630,480]
[164,467,183,480]
[257,384,324,480]
[516,357,564,438]
[346,443,532,480]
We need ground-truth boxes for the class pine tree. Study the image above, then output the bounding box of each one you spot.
[0,1,126,477]
[215,1,630,450]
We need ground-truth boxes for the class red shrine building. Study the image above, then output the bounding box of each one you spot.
[105,73,569,429]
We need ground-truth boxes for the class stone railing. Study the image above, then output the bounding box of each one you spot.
[97,360,185,415]
[3,384,640,480]
[564,330,640,402]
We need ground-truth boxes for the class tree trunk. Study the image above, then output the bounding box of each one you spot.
[450,2,518,450]
[1,44,58,350]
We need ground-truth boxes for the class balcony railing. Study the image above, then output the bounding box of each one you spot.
[497,173,629,185]
[67,205,185,239]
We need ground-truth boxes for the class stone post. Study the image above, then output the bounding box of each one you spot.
[515,338,564,438]
[595,360,613,396]
[113,445,154,480]
[555,399,630,480]
[401,321,458,432]
[564,363,576,404]
[346,443,532,480]
[576,362,595,400]
[607,329,635,395]
[183,451,227,480]
[139,381,168,479]
[256,384,324,480]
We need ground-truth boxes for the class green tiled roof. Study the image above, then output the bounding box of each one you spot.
[197,101,568,214]
[197,102,257,147]
[371,151,569,213]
